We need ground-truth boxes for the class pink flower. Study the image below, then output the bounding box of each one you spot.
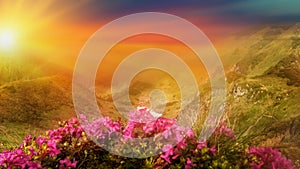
[172,154,180,160]
[79,114,88,123]
[47,140,60,157]
[161,153,171,163]
[248,147,296,169]
[161,144,174,163]
[75,126,84,138]
[216,124,235,140]
[162,144,173,152]
[197,141,207,150]
[59,158,77,169]
[186,128,194,138]
[67,118,79,126]
[143,125,155,134]
[84,116,121,140]
[36,136,47,147]
[209,146,216,156]
[129,108,156,123]
[0,148,30,168]
[123,121,136,138]
[110,122,121,132]
[137,106,148,112]
[177,138,187,150]
[162,129,172,139]
[185,158,196,169]
[20,135,33,148]
[47,129,63,141]
[26,161,41,169]
[174,126,185,142]
[28,147,38,158]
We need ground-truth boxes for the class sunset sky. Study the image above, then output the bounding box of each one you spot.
[0,0,299,74]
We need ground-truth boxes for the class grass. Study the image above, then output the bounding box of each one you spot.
[225,75,300,161]
[0,122,45,150]
[0,75,75,149]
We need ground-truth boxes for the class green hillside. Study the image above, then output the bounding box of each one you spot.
[224,23,300,161]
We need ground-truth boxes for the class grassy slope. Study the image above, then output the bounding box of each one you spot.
[0,76,75,149]
[226,76,300,160]
[224,23,300,161]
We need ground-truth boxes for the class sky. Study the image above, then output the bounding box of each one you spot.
[0,0,299,74]
[79,0,300,27]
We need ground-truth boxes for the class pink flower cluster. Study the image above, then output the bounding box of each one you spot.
[83,109,180,141]
[122,108,191,149]
[248,147,297,169]
[143,117,176,135]
[158,131,216,169]
[59,158,77,169]
[84,116,121,139]
[0,108,297,169]
[0,118,82,169]
[128,108,156,123]
[47,118,84,141]
[215,121,236,140]
[0,148,41,169]
[156,120,296,169]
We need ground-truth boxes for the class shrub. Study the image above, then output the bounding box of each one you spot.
[0,108,297,169]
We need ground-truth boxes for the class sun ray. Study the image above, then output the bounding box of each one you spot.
[0,0,89,54]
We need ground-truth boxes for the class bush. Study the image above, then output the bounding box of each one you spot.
[0,108,297,169]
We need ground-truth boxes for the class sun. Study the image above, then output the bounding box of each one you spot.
[0,30,15,50]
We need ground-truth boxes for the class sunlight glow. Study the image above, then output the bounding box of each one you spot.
[0,30,14,50]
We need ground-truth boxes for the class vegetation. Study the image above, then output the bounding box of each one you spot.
[0,109,297,168]
[0,76,74,148]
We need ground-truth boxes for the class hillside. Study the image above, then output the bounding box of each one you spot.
[0,76,74,147]
[94,23,300,162]
[224,23,300,161]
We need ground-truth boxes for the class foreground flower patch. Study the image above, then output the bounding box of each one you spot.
[0,109,297,169]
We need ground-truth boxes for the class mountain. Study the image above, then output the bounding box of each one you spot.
[223,23,300,161]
